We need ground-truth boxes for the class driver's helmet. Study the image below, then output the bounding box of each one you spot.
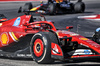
[55,0,63,3]
[33,24,41,28]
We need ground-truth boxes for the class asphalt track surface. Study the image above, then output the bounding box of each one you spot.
[0,0,100,66]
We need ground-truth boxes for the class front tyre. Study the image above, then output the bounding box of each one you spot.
[74,2,85,13]
[30,32,54,64]
[93,33,100,44]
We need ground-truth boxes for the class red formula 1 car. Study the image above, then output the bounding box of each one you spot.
[21,0,85,15]
[0,13,100,64]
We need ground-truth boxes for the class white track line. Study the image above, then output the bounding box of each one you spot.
[78,15,97,19]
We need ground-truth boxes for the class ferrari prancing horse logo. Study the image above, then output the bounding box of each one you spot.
[1,32,9,46]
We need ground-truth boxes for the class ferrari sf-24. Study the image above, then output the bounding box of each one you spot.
[0,14,100,64]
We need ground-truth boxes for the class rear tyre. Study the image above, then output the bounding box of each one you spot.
[74,2,85,13]
[23,2,33,15]
[30,32,56,64]
[48,3,56,15]
[70,3,74,13]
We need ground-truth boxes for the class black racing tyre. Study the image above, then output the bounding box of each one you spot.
[23,2,33,15]
[30,32,58,64]
[48,3,56,15]
[70,3,74,12]
[74,2,85,13]
[92,32,100,44]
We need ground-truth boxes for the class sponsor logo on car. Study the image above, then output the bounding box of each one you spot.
[80,38,88,40]
[73,49,92,55]
[13,17,21,26]
[84,50,90,54]
[0,32,9,46]
[70,34,79,36]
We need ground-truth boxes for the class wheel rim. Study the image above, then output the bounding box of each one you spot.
[33,39,44,57]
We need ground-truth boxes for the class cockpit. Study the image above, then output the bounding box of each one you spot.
[48,0,65,3]
[28,15,55,31]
